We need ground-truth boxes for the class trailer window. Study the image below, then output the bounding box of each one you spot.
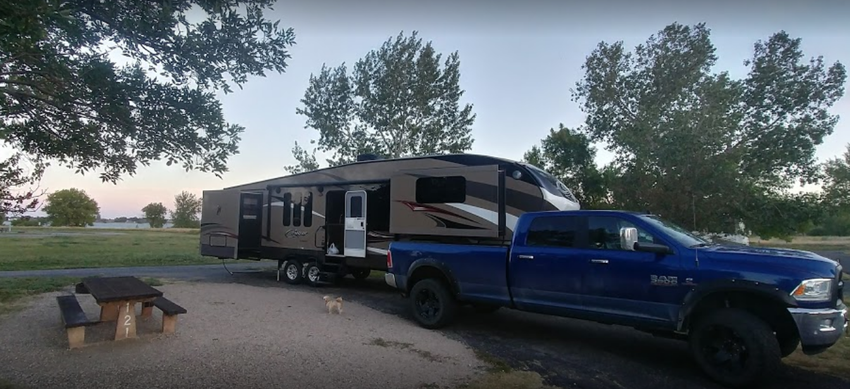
[349,195,363,218]
[525,216,577,248]
[415,176,466,203]
[303,191,313,227]
[292,192,302,226]
[282,192,292,226]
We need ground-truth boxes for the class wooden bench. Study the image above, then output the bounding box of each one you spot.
[56,295,95,349]
[142,297,187,334]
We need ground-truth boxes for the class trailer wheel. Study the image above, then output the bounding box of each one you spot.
[409,278,458,329]
[350,268,371,280]
[305,263,322,287]
[282,260,303,285]
[689,308,781,388]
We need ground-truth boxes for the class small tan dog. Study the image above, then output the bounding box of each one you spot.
[323,295,343,314]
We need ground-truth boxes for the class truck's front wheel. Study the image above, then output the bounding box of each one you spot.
[689,308,781,388]
[409,278,458,329]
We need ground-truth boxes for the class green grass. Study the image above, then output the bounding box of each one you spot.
[750,236,850,254]
[0,277,80,315]
[0,228,218,271]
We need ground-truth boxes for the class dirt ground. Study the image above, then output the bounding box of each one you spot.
[0,281,486,389]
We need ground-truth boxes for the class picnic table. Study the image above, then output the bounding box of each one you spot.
[57,276,187,349]
[81,276,163,341]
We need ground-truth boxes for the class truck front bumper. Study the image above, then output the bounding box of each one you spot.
[788,300,848,353]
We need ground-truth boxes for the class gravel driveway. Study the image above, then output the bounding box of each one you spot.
[0,281,486,389]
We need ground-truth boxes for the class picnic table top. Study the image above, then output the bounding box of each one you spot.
[81,276,163,303]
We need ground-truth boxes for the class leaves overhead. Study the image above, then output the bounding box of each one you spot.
[557,22,845,236]
[290,30,476,171]
[1,0,296,212]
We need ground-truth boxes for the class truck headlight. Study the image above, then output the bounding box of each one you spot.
[791,278,833,302]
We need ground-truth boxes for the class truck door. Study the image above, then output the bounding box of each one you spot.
[237,192,264,250]
[344,190,367,258]
[508,213,588,315]
[578,214,682,326]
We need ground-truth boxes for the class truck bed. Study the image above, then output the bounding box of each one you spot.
[388,241,511,306]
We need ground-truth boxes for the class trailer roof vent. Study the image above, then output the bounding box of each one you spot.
[356,153,383,162]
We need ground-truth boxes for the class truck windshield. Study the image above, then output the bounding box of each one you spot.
[636,214,709,248]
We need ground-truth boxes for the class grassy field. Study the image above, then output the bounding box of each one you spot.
[0,227,218,271]
[750,236,850,253]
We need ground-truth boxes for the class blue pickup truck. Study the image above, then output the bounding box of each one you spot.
[384,210,848,388]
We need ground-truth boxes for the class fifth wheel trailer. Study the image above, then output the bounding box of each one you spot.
[199,153,581,286]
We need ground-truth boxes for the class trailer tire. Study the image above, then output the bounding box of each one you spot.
[689,308,781,388]
[350,268,371,280]
[409,278,458,329]
[282,260,303,285]
[305,263,322,287]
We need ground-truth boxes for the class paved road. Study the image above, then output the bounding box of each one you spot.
[2,251,848,389]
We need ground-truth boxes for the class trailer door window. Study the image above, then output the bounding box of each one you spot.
[282,192,292,226]
[526,216,578,248]
[415,176,466,203]
[349,195,363,218]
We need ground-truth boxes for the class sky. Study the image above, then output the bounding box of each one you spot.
[9,0,850,219]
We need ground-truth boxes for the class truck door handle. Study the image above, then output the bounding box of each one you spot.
[590,259,609,264]
[518,255,534,260]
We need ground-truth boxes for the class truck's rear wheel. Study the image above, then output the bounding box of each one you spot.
[409,278,458,329]
[689,308,781,388]
[305,263,321,287]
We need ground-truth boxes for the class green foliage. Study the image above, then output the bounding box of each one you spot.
[522,124,609,208]
[823,144,850,211]
[1,0,296,211]
[0,153,46,215]
[42,188,99,227]
[141,202,168,228]
[560,22,845,235]
[10,216,43,226]
[170,191,201,228]
[289,30,476,171]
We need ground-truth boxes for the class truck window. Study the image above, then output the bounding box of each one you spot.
[587,216,656,250]
[415,176,466,203]
[525,216,577,248]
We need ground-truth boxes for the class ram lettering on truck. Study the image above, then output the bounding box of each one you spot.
[384,210,848,389]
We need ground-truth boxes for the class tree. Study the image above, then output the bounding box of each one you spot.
[289,30,476,171]
[142,202,168,228]
[1,0,296,213]
[523,124,609,208]
[43,188,100,227]
[823,143,850,211]
[569,23,846,236]
[171,191,201,228]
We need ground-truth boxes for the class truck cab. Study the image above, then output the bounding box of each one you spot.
[385,210,848,388]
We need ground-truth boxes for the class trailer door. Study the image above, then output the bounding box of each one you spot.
[238,192,264,250]
[390,164,505,238]
[344,190,367,258]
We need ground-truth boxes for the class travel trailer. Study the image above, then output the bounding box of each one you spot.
[199,153,580,286]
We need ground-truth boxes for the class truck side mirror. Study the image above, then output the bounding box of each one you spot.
[620,227,638,251]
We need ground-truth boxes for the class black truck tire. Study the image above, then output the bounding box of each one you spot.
[304,263,322,287]
[409,278,458,329]
[688,308,781,388]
